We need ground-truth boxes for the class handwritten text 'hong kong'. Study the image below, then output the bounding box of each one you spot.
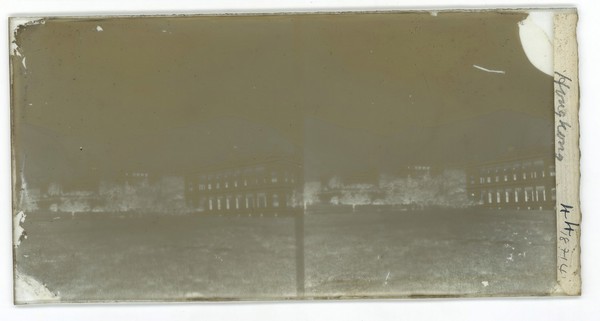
[555,72,572,162]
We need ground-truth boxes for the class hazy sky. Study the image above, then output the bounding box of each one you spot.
[12,12,554,186]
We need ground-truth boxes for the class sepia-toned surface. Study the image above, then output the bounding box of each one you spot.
[10,9,579,303]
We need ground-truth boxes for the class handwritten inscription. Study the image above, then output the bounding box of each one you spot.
[554,72,572,161]
[558,203,579,277]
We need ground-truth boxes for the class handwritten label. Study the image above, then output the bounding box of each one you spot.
[554,72,572,162]
[553,11,580,295]
[558,203,579,277]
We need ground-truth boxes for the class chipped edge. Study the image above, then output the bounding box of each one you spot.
[8,16,48,305]
[552,10,581,296]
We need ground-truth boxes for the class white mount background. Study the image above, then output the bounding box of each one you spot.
[1,1,599,320]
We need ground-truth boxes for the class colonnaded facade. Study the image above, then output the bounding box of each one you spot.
[184,156,304,215]
[466,152,556,210]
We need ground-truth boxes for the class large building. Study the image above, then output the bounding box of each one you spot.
[466,152,556,210]
[184,156,304,215]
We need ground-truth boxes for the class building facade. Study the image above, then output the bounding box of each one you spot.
[184,157,304,215]
[466,153,556,210]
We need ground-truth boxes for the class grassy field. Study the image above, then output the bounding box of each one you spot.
[304,208,556,298]
[15,208,556,302]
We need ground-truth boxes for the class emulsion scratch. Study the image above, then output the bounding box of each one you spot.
[473,64,505,74]
[18,160,29,210]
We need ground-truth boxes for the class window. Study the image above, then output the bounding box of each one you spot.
[257,193,267,208]
[272,194,279,208]
[524,187,533,203]
[536,186,546,202]
[513,173,517,181]
[208,183,212,190]
[271,171,278,183]
[543,188,547,201]
[504,175,508,182]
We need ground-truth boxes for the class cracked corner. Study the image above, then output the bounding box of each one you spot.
[14,269,61,304]
[9,17,46,71]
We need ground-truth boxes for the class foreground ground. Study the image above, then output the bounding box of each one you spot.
[15,208,556,302]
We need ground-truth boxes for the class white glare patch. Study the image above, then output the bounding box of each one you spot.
[96,25,104,32]
[482,281,489,287]
[518,12,553,76]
